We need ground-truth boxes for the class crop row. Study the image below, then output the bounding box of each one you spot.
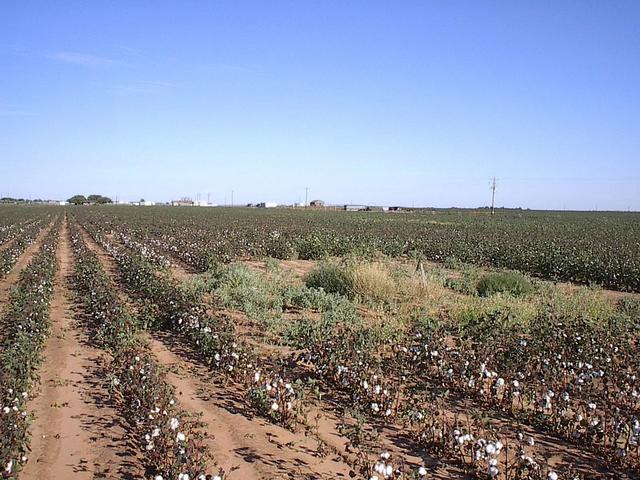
[0,217,60,478]
[68,222,218,480]
[0,220,47,279]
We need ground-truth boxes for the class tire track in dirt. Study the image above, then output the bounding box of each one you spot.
[22,218,142,480]
[77,224,356,479]
[0,220,56,311]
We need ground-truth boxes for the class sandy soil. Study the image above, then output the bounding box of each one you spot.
[242,259,317,279]
[22,219,141,479]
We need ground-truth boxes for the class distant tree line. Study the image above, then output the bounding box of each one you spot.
[67,194,113,205]
[1,197,50,204]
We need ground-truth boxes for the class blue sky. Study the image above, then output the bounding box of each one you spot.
[1,1,639,209]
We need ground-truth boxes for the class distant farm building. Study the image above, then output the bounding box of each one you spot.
[258,202,278,208]
[172,198,194,206]
[310,199,325,208]
[344,205,367,212]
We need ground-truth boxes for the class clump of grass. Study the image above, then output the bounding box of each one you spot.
[303,262,352,297]
[539,284,616,325]
[448,294,538,338]
[476,272,532,297]
[349,262,397,303]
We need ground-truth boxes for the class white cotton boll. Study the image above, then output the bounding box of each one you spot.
[384,464,393,477]
[170,417,179,430]
[485,443,497,455]
[176,432,186,442]
[418,466,427,476]
[548,472,558,480]
[271,402,279,412]
[488,465,499,477]
[155,476,163,480]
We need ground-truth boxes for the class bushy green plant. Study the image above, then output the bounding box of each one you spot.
[304,262,352,297]
[476,272,532,297]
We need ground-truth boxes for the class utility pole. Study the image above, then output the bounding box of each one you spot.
[305,187,309,207]
[207,192,210,205]
[490,177,497,216]
[231,190,234,207]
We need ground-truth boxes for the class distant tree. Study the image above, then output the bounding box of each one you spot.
[67,195,87,205]
[88,194,112,204]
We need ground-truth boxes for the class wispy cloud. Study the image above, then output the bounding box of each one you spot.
[45,51,117,68]
[93,80,177,96]
[0,103,36,117]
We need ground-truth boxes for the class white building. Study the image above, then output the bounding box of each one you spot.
[258,202,278,208]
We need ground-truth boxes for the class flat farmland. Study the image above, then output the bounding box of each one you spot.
[1,205,639,480]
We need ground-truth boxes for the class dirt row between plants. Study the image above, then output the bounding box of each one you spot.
[0,220,57,311]
[77,224,359,479]
[21,218,140,480]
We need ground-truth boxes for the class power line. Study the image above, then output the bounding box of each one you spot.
[490,177,497,216]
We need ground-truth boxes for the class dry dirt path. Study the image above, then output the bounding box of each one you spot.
[0,220,56,310]
[22,219,141,480]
